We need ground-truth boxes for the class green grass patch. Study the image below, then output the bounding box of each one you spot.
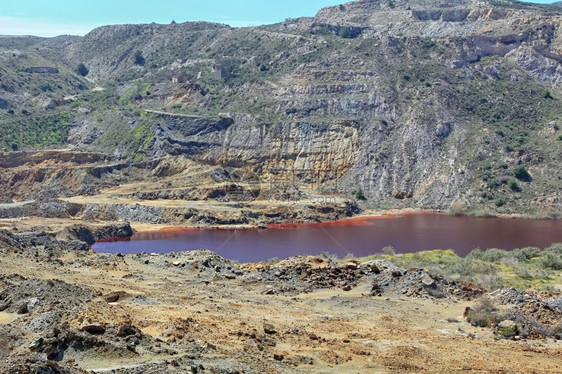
[358,244,562,291]
[0,111,75,149]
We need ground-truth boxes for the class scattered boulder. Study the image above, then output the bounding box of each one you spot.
[116,323,141,337]
[421,273,435,286]
[104,291,129,303]
[498,319,516,329]
[80,323,106,334]
[263,323,277,334]
[254,255,368,293]
[17,303,28,314]
[491,288,562,328]
[369,266,484,300]
[545,296,562,311]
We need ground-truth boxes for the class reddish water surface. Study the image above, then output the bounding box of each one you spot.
[93,214,562,263]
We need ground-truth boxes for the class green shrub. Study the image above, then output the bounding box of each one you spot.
[466,248,483,260]
[480,248,510,262]
[539,244,562,270]
[511,247,540,262]
[498,324,518,338]
[513,264,533,279]
[134,50,145,65]
[423,40,436,49]
[544,243,562,255]
[471,260,499,276]
[448,258,475,277]
[539,252,562,270]
[513,165,531,181]
[382,246,395,255]
[508,179,520,192]
[465,298,499,328]
[495,197,507,207]
[487,178,501,189]
[76,63,89,77]
[267,257,280,265]
[542,89,553,99]
[557,134,562,141]
[320,251,338,261]
[338,26,352,39]
[354,188,366,200]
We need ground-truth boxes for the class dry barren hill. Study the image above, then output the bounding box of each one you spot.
[0,0,561,222]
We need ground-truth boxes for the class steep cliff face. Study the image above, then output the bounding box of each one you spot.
[313,0,562,83]
[0,0,561,216]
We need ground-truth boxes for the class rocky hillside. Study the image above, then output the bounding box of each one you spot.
[0,0,561,216]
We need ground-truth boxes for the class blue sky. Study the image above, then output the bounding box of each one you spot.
[0,0,558,37]
[0,0,345,37]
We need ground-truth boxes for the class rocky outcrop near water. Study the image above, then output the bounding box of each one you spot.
[0,222,134,253]
[57,222,134,244]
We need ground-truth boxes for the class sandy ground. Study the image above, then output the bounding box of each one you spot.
[0,312,16,324]
[1,246,561,373]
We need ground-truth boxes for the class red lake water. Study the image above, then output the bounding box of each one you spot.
[92,214,562,263]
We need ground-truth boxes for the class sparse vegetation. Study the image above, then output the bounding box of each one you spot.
[382,246,396,256]
[354,188,366,200]
[320,251,339,261]
[76,63,89,77]
[365,243,562,291]
[465,297,499,327]
[508,179,520,192]
[513,165,531,181]
[338,26,352,39]
[134,50,145,65]
[0,112,75,149]
[494,197,507,207]
[267,256,280,265]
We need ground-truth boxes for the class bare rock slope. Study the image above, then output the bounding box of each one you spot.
[0,0,561,219]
